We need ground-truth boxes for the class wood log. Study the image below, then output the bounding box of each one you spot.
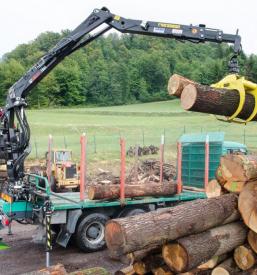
[223,180,246,194]
[248,230,257,254]
[152,265,173,275]
[180,270,211,275]
[133,254,164,275]
[220,155,257,182]
[167,74,196,97]
[215,165,227,186]
[205,180,222,198]
[180,81,257,121]
[114,266,136,275]
[105,194,239,256]
[162,222,247,272]
[197,254,228,270]
[88,182,177,200]
[211,258,240,275]
[238,181,257,232]
[234,244,257,270]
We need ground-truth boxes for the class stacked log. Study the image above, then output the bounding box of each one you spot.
[88,181,177,200]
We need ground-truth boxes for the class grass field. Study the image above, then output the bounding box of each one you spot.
[26,99,257,169]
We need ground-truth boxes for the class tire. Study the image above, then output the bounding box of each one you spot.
[119,207,147,217]
[75,213,109,252]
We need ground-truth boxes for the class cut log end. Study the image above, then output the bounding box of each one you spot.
[248,230,257,254]
[162,243,188,272]
[205,179,222,198]
[211,267,230,275]
[234,245,256,271]
[133,261,147,275]
[168,74,182,96]
[105,221,124,256]
[238,181,257,233]
[181,84,198,110]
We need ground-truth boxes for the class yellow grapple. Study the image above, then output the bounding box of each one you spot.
[211,74,257,123]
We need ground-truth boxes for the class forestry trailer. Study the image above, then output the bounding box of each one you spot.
[0,7,242,256]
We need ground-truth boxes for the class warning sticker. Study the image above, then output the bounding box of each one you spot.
[153,27,165,34]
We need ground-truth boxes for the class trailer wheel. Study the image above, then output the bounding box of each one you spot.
[75,213,109,252]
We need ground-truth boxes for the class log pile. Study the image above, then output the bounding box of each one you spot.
[112,152,257,274]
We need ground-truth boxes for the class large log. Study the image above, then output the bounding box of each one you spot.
[167,74,196,97]
[105,194,239,256]
[248,230,257,254]
[88,182,177,200]
[162,222,247,273]
[211,258,240,275]
[152,265,173,275]
[180,82,257,121]
[238,181,257,232]
[234,244,257,270]
[220,154,257,182]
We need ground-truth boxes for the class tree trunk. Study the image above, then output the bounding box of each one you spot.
[205,180,222,198]
[248,230,257,254]
[234,244,257,271]
[114,266,136,275]
[167,74,196,97]
[133,254,164,275]
[180,83,257,121]
[105,194,239,256]
[211,258,240,275]
[238,181,257,233]
[162,222,247,272]
[220,154,257,182]
[88,182,177,200]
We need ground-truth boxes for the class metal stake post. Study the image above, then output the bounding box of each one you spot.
[47,135,53,186]
[80,133,87,201]
[177,142,183,194]
[160,135,165,184]
[44,200,52,268]
[120,138,126,204]
[204,135,210,192]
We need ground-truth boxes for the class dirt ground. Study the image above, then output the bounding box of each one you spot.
[0,222,125,275]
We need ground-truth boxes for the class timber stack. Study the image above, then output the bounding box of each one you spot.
[111,152,257,274]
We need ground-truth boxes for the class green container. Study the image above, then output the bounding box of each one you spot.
[179,132,247,188]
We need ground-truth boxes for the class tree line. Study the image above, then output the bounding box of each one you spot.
[0,30,256,107]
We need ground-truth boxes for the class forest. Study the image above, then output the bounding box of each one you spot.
[0,30,256,107]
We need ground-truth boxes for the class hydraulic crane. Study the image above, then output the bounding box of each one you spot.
[0,7,242,202]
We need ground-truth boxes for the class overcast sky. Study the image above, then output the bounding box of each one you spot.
[0,0,256,57]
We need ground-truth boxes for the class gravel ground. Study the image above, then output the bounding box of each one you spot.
[0,222,124,275]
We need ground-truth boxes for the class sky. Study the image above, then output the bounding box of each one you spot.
[0,0,256,57]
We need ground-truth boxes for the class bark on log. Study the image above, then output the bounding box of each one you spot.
[114,266,136,275]
[197,254,228,270]
[220,155,257,182]
[162,222,247,272]
[180,83,257,121]
[211,258,240,275]
[133,254,164,275]
[205,180,222,198]
[234,244,257,270]
[167,74,196,97]
[248,230,257,254]
[238,181,257,232]
[88,182,177,200]
[105,194,239,256]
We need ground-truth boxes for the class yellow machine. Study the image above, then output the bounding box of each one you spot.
[46,149,80,191]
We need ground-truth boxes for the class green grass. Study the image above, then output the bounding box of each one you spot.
[26,99,257,167]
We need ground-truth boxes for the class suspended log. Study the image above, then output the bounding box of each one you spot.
[248,230,257,254]
[88,182,177,200]
[152,265,173,275]
[105,194,239,256]
[162,222,247,273]
[114,266,136,275]
[211,258,240,275]
[238,181,257,232]
[220,154,257,182]
[234,244,257,270]
[167,74,196,97]
[133,254,164,275]
[180,82,257,121]
[205,179,222,198]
